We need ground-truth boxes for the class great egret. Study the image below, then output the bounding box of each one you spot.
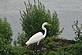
[26,22,50,46]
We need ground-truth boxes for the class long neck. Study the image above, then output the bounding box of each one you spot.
[42,25,47,38]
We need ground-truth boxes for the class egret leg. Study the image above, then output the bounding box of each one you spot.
[37,41,40,45]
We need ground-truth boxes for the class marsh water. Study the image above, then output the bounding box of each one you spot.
[0,0,82,40]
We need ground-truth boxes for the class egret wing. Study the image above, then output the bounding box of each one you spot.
[28,32,43,44]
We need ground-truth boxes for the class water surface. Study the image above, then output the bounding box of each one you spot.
[0,0,82,40]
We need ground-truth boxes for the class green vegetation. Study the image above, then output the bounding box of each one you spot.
[19,0,59,46]
[0,0,82,55]
[0,18,12,44]
[72,20,82,42]
[0,18,12,55]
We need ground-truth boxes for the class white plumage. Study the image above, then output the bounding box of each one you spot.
[26,22,49,46]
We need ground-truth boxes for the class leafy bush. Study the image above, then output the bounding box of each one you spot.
[72,20,82,42]
[0,18,12,44]
[19,0,59,46]
[0,18,12,55]
[55,43,82,55]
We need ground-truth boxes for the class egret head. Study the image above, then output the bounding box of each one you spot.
[43,22,48,25]
[42,22,51,26]
[42,22,51,30]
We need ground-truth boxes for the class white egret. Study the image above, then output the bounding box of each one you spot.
[26,22,50,46]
